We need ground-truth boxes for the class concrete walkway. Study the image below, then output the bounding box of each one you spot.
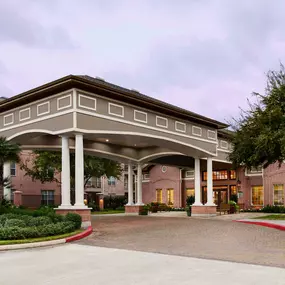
[0,244,284,285]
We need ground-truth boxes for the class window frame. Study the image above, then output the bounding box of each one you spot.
[41,190,55,206]
[202,170,228,181]
[273,184,284,206]
[156,189,162,203]
[251,186,264,206]
[10,162,16,176]
[108,176,116,186]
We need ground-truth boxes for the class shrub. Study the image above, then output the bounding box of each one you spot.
[262,205,285,213]
[47,213,64,223]
[88,201,100,212]
[4,219,26,228]
[0,213,19,226]
[65,213,82,229]
[27,216,52,227]
[230,194,238,203]
[104,195,127,210]
[0,221,76,240]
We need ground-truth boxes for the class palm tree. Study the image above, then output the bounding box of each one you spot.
[0,137,21,197]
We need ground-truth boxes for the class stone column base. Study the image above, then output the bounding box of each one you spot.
[55,208,92,228]
[191,205,217,216]
[125,205,143,214]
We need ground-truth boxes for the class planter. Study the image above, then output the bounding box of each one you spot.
[229,205,236,214]
[150,206,158,213]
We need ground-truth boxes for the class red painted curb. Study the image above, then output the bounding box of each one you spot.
[66,226,93,242]
[236,220,285,231]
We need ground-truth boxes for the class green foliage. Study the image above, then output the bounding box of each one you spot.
[104,195,127,210]
[186,195,195,206]
[4,219,26,228]
[65,213,82,229]
[139,206,149,215]
[230,194,238,203]
[0,222,75,240]
[230,64,285,169]
[26,216,52,227]
[262,205,285,213]
[88,201,100,212]
[20,150,123,188]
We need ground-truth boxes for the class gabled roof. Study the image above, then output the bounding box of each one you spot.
[0,75,228,129]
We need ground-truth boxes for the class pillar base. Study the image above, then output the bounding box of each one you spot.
[55,207,92,228]
[125,205,144,214]
[191,205,217,217]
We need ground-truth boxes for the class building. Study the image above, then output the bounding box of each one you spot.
[0,74,284,221]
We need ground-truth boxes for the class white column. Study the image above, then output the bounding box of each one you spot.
[193,158,202,206]
[206,157,215,205]
[3,162,11,200]
[74,133,86,208]
[126,163,134,205]
[136,163,144,205]
[59,136,71,208]
[134,175,137,204]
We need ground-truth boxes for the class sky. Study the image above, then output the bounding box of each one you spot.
[0,0,285,124]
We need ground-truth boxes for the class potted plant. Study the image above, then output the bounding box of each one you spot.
[139,205,149,215]
[186,195,195,216]
[150,202,159,213]
[229,200,237,214]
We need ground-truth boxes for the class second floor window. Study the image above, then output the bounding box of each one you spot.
[108,176,116,186]
[202,170,228,181]
[10,162,16,176]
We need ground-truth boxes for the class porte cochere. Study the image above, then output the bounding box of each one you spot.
[0,75,232,225]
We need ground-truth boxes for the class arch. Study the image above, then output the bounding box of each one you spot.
[6,129,63,141]
[138,151,186,163]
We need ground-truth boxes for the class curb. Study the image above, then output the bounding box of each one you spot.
[236,220,285,231]
[0,226,93,251]
[66,226,93,242]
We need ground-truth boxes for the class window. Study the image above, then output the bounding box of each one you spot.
[41,190,55,206]
[229,185,237,197]
[108,176,116,186]
[229,170,236,180]
[10,162,16,176]
[202,170,228,181]
[185,170,194,179]
[186,188,194,197]
[251,186,263,206]
[273,184,284,206]
[156,189,162,203]
[167,189,174,206]
[94,177,102,188]
[143,174,150,180]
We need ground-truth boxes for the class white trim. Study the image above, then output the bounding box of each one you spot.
[134,110,147,123]
[156,116,168,128]
[245,167,263,177]
[175,121,186,133]
[220,140,228,149]
[185,170,194,179]
[19,108,31,122]
[2,109,72,133]
[37,102,50,117]
[3,113,14,126]
[207,130,216,140]
[57,94,72,110]
[73,89,77,128]
[76,109,217,145]
[217,148,231,153]
[78,94,97,111]
[139,151,185,162]
[192,126,202,137]
[108,102,124,118]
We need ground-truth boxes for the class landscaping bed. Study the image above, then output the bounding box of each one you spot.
[0,206,82,241]
[253,214,285,220]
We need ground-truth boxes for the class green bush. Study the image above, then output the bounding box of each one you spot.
[4,219,26,228]
[27,216,52,227]
[88,201,100,212]
[65,213,82,229]
[0,213,19,226]
[47,213,64,223]
[262,205,285,213]
[104,195,127,210]
[0,221,76,240]
[186,195,195,206]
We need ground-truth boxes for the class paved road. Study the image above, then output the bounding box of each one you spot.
[78,215,285,268]
[1,244,285,285]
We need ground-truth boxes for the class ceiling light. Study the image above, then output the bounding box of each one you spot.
[106,139,109,142]
[134,144,137,146]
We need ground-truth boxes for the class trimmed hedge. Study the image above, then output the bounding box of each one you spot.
[26,216,52,227]
[262,205,285,213]
[0,221,76,240]
[65,213,82,229]
[4,219,26,228]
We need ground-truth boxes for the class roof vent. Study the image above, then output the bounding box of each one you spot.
[95,76,105,82]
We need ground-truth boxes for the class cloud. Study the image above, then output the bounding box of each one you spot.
[0,1,76,49]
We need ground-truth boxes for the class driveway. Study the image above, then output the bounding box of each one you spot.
[78,215,285,268]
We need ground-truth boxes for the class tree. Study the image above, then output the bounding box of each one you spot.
[20,150,123,188]
[0,137,21,195]
[229,64,285,169]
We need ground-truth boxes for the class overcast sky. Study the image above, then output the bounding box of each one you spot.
[0,0,284,123]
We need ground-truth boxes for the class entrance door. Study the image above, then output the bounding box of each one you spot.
[213,189,228,208]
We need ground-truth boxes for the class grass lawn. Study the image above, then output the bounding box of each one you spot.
[92,209,125,215]
[253,214,285,220]
[0,229,83,246]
